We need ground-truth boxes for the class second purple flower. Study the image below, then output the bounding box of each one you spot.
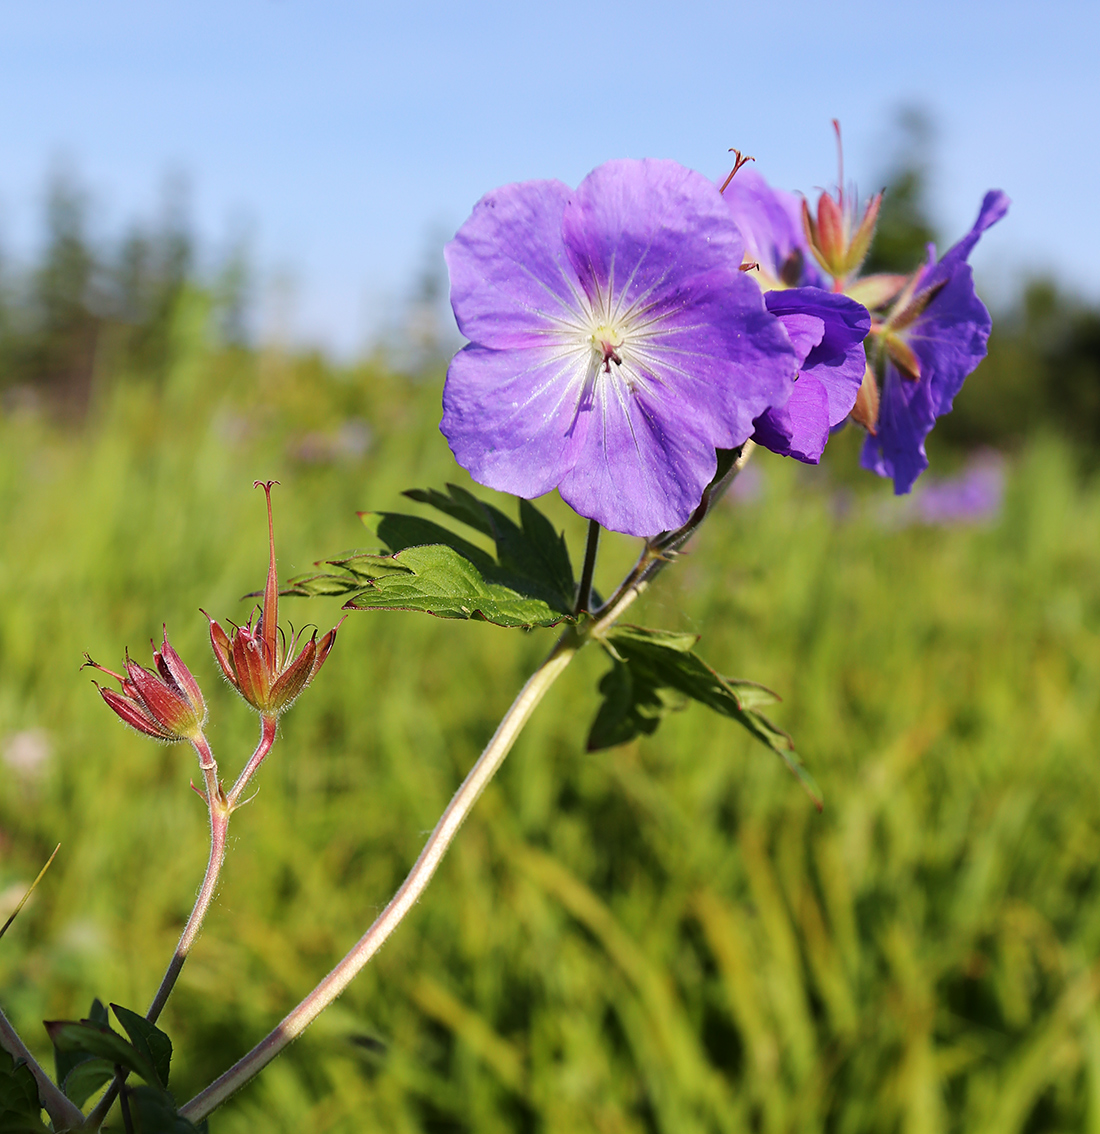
[442,159,798,537]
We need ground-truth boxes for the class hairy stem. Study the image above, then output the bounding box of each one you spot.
[228,715,278,808]
[0,1007,84,1130]
[87,729,246,1129]
[180,626,582,1122]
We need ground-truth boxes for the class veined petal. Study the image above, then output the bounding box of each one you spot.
[753,377,832,463]
[766,287,869,426]
[442,341,588,500]
[562,159,745,311]
[445,178,582,350]
[558,370,722,537]
[860,362,937,493]
[442,157,800,536]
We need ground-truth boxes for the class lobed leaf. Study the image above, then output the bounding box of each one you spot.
[589,626,822,808]
[286,487,577,628]
[343,544,572,629]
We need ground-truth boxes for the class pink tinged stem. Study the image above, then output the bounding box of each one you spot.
[86,724,274,1131]
[227,715,279,808]
[145,734,228,1025]
[0,1008,84,1130]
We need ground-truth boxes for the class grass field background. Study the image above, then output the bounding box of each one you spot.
[1,293,1099,1132]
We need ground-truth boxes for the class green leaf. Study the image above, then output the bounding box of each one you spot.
[587,654,689,750]
[44,1018,162,1088]
[111,1004,172,1089]
[343,544,573,629]
[126,1085,206,1133]
[60,1057,114,1109]
[403,486,575,601]
[0,1050,49,1133]
[589,626,822,809]
[286,486,577,627]
[54,998,109,1089]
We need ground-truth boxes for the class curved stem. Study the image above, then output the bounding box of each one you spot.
[227,715,278,808]
[180,626,582,1123]
[0,1007,84,1130]
[87,731,239,1129]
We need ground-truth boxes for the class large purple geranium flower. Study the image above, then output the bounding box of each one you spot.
[861,190,1010,493]
[442,159,798,537]
[721,168,870,464]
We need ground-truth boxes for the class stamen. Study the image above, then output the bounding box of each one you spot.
[719,149,755,194]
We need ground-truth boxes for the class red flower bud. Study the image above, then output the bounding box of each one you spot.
[83,629,206,742]
[202,482,343,720]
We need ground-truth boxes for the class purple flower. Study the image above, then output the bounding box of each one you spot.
[751,288,870,462]
[720,167,869,464]
[861,191,1010,493]
[442,159,798,537]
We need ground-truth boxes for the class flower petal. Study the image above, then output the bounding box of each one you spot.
[445,178,582,350]
[766,288,869,425]
[442,341,587,499]
[753,378,832,463]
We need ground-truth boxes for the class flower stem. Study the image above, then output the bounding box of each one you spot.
[227,715,278,808]
[0,1007,84,1130]
[575,520,600,614]
[87,727,254,1130]
[180,626,582,1123]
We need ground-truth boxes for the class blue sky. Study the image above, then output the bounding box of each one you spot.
[0,0,1094,353]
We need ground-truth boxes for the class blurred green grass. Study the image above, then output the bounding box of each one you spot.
[1,301,1099,1133]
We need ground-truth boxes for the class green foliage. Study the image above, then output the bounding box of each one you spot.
[0,319,1099,1131]
[0,1051,49,1133]
[111,1004,173,1089]
[125,1085,206,1134]
[589,625,821,808]
[287,485,576,628]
